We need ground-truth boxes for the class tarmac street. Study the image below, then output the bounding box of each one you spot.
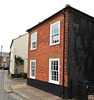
[0,70,16,100]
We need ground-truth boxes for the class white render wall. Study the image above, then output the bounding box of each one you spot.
[10,42,15,74]
[10,33,29,74]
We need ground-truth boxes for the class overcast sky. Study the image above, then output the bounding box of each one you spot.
[0,0,94,52]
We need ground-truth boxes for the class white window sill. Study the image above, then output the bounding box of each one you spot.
[31,48,36,51]
[49,80,59,85]
[30,76,35,79]
[49,42,60,46]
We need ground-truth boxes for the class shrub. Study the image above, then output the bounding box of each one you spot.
[21,72,27,79]
[15,74,22,78]
[11,73,27,79]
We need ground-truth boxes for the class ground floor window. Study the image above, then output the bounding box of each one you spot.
[30,60,36,79]
[49,58,60,84]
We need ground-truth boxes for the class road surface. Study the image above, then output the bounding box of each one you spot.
[0,70,16,100]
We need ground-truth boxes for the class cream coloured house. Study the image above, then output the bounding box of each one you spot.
[10,33,29,76]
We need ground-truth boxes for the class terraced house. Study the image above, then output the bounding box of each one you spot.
[27,5,94,99]
[0,52,9,68]
[10,33,29,76]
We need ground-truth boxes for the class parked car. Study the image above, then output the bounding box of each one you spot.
[3,66,9,70]
[0,66,4,69]
[0,66,2,69]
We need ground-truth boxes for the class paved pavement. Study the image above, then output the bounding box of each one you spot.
[4,70,94,100]
[5,70,62,100]
[0,70,17,100]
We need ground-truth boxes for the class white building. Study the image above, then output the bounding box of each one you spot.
[10,33,29,75]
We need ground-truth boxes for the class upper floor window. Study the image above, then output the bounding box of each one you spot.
[31,32,37,50]
[50,21,60,46]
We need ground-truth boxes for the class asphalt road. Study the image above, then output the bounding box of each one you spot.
[0,70,16,100]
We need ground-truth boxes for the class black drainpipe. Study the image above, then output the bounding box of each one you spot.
[61,10,65,99]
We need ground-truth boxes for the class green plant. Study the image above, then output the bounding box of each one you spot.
[11,73,27,78]
[21,72,27,79]
[15,74,22,78]
[15,55,24,65]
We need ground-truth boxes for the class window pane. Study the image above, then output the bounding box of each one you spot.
[52,71,54,75]
[51,71,57,81]
[54,71,56,75]
[52,23,59,35]
[31,70,35,76]
[33,62,35,65]
[52,26,54,35]
[55,61,58,65]
[55,66,58,70]
[52,75,56,81]
[52,37,54,43]
[31,62,33,65]
[56,72,58,81]
[32,72,34,76]
[31,65,33,68]
[52,35,59,43]
[54,36,57,43]
[54,65,55,70]
[31,61,35,78]
[51,66,54,70]
[51,61,54,65]
[54,75,56,81]
[32,42,36,48]
[50,59,59,82]
[31,62,35,68]
[54,25,57,33]
[32,65,35,69]
[52,75,54,80]
[32,33,37,42]
[31,32,37,50]
[54,61,55,65]
[56,35,59,42]
[57,23,59,33]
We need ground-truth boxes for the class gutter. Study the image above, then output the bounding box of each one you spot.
[61,10,65,98]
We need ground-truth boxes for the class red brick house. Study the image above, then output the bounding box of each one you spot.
[27,5,94,99]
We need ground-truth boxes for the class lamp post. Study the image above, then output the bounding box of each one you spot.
[0,45,3,67]
[1,45,3,55]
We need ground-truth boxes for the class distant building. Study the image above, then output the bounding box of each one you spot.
[10,33,29,76]
[0,52,9,68]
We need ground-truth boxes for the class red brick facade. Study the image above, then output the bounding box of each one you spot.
[27,11,69,86]
[64,11,68,87]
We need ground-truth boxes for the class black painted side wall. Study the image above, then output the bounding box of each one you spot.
[68,12,94,98]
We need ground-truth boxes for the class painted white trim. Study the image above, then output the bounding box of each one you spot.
[30,60,36,79]
[31,32,37,50]
[50,20,60,46]
[49,58,60,85]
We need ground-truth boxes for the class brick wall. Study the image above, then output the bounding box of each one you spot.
[28,12,69,86]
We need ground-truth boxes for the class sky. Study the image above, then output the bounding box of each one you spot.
[0,0,94,52]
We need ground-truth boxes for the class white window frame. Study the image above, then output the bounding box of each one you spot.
[31,32,37,50]
[30,60,36,79]
[50,20,60,46]
[49,58,60,85]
